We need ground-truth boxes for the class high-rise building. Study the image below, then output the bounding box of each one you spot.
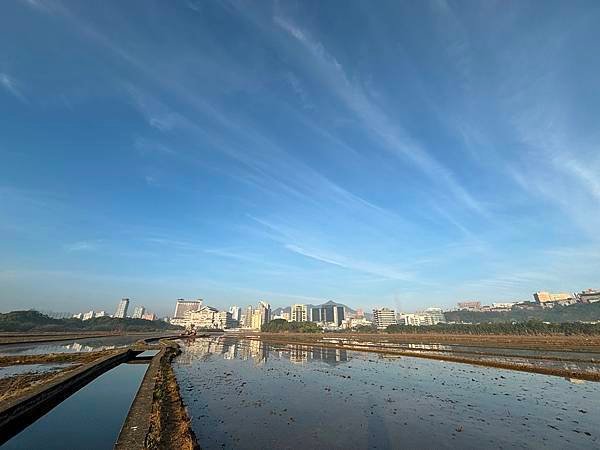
[319,304,345,326]
[229,305,241,322]
[248,301,271,330]
[174,299,203,319]
[217,311,236,329]
[82,310,95,321]
[373,308,397,330]
[310,307,321,322]
[243,306,254,328]
[291,304,308,322]
[114,298,130,319]
[258,300,271,323]
[132,305,145,319]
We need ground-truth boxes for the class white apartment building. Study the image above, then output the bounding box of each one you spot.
[290,304,308,322]
[373,308,397,329]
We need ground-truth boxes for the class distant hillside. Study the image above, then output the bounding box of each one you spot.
[0,310,182,332]
[444,302,600,324]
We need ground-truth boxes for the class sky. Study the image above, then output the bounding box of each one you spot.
[1,0,599,317]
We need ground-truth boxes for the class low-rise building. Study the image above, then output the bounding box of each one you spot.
[418,307,446,325]
[578,289,600,304]
[533,291,575,308]
[142,312,156,321]
[341,317,372,329]
[491,302,516,310]
[398,313,421,326]
[457,301,481,311]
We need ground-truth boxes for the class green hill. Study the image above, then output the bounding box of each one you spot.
[444,302,600,324]
[0,310,182,332]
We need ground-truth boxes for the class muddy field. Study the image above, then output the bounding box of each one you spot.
[247,332,600,352]
[0,350,121,403]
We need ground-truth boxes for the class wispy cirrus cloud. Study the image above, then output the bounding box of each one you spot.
[273,15,485,216]
[64,241,100,252]
[285,244,415,281]
[0,73,26,102]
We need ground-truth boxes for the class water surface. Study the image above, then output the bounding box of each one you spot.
[0,363,74,379]
[175,336,600,449]
[0,335,160,356]
[3,363,147,449]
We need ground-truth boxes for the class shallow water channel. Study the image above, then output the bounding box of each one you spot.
[174,336,600,449]
[3,363,147,449]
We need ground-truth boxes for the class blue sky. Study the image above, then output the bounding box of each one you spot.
[1,0,599,316]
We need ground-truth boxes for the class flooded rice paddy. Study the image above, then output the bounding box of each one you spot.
[0,363,74,379]
[174,336,600,449]
[0,335,155,356]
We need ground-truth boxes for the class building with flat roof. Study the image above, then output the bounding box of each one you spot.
[229,305,241,322]
[373,308,397,329]
[291,304,308,322]
[457,301,481,311]
[533,292,574,307]
[578,289,600,304]
[418,307,446,325]
[310,307,321,322]
[174,299,203,319]
[142,312,156,321]
[114,298,129,319]
[132,305,145,319]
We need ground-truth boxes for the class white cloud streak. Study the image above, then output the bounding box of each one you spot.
[0,73,26,102]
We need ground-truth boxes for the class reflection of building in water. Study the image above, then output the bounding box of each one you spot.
[177,337,269,365]
[248,339,268,364]
[310,346,348,364]
[284,344,348,365]
[65,342,116,353]
[289,345,309,364]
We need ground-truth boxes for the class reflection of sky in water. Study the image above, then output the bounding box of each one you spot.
[175,337,600,450]
[0,335,154,356]
[3,363,147,450]
[0,363,74,379]
[320,337,600,361]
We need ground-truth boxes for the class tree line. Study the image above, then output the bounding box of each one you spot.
[385,320,600,335]
[260,318,600,335]
[0,310,181,332]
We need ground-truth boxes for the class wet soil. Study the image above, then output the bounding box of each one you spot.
[146,347,199,450]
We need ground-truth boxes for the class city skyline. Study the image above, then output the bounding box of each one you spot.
[2,1,600,315]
